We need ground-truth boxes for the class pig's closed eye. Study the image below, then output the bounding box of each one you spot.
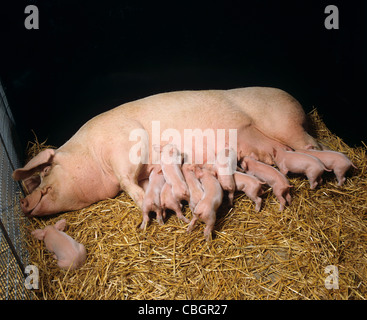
[43,166,51,176]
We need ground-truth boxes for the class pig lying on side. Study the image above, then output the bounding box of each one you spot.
[272,148,331,189]
[187,166,223,241]
[295,146,357,186]
[32,219,86,270]
[13,88,321,218]
[240,156,292,211]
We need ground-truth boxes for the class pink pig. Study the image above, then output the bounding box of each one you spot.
[187,166,223,241]
[158,144,190,203]
[160,182,190,223]
[182,164,204,213]
[233,171,265,212]
[272,148,331,189]
[31,219,86,270]
[213,147,237,206]
[295,147,357,186]
[140,165,166,229]
[240,156,292,211]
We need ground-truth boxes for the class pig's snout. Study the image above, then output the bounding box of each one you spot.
[20,198,33,215]
[19,189,43,215]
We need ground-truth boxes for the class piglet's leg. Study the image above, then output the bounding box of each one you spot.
[176,208,190,224]
[156,208,165,225]
[187,216,198,233]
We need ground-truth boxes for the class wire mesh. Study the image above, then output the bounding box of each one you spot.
[0,79,32,300]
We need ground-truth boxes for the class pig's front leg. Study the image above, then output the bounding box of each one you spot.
[120,173,145,209]
[109,126,148,209]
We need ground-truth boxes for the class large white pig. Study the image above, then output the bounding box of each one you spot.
[13,87,321,216]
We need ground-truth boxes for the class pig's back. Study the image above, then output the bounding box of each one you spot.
[117,89,248,130]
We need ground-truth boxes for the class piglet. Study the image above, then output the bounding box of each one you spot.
[182,164,204,213]
[213,147,237,206]
[273,148,331,189]
[32,219,86,270]
[295,147,357,186]
[160,182,190,223]
[187,166,223,241]
[241,156,292,211]
[140,165,166,229]
[233,171,265,212]
[158,144,190,202]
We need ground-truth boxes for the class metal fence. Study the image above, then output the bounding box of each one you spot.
[0,79,32,300]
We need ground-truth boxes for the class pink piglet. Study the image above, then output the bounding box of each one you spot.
[187,166,223,241]
[233,171,265,212]
[32,219,86,270]
[272,148,331,189]
[160,182,190,223]
[296,146,357,186]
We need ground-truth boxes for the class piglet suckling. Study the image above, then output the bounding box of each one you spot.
[240,156,292,211]
[187,166,223,241]
[32,219,86,270]
[160,182,190,223]
[295,147,357,186]
[272,148,331,189]
[182,164,204,214]
[233,171,265,212]
[213,147,237,206]
[158,144,190,203]
[140,165,165,229]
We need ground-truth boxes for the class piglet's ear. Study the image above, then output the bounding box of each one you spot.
[54,219,67,231]
[13,149,55,181]
[32,229,46,241]
[240,159,248,171]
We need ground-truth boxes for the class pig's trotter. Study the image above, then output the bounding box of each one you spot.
[255,198,262,212]
[285,192,292,205]
[177,211,190,224]
[140,215,150,230]
[156,209,165,225]
[187,217,198,233]
[204,225,214,241]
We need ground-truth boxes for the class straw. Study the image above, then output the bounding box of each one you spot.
[25,109,367,300]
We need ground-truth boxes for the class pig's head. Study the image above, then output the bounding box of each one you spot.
[31,219,67,240]
[13,149,87,217]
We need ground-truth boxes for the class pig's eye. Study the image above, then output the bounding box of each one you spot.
[43,166,51,176]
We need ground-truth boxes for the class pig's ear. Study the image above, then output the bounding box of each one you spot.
[54,219,67,231]
[13,149,55,181]
[32,229,46,241]
[240,159,248,171]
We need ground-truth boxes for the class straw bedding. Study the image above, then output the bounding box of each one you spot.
[23,109,367,300]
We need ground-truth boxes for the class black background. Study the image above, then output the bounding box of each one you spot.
[1,0,366,159]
